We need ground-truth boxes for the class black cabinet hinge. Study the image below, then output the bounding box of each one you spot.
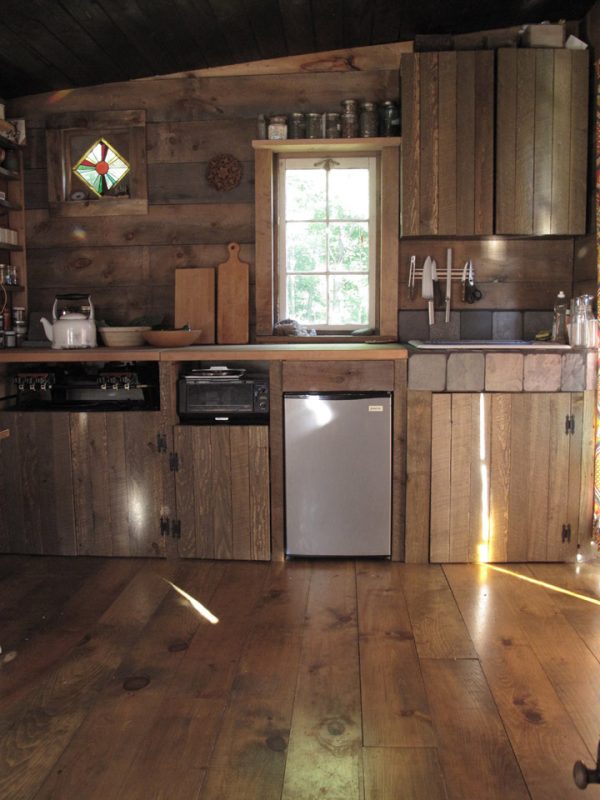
[561,523,572,543]
[565,414,576,435]
[160,515,170,537]
[157,433,167,453]
[169,452,179,472]
[171,519,181,539]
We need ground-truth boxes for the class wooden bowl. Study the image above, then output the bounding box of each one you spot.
[98,326,151,347]
[142,329,202,347]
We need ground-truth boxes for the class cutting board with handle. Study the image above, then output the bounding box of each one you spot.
[175,267,215,343]
[217,242,249,344]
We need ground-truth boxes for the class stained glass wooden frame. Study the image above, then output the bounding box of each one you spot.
[72,137,131,198]
[45,110,148,216]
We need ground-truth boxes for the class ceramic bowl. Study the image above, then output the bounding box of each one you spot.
[142,329,202,347]
[98,326,151,347]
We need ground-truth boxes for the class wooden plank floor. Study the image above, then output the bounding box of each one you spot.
[2,558,600,799]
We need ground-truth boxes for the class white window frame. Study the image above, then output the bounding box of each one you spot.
[276,153,378,331]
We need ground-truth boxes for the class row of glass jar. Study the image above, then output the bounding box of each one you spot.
[259,99,400,141]
[0,264,18,285]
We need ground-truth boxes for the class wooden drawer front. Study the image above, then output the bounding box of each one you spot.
[282,361,394,392]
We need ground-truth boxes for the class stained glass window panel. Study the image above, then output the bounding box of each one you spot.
[72,137,130,197]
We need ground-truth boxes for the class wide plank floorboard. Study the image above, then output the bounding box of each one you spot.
[1,556,600,799]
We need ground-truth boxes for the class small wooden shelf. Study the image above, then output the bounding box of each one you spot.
[0,244,23,252]
[0,283,25,292]
[252,136,401,153]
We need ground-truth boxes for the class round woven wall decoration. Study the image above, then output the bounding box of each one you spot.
[206,153,243,192]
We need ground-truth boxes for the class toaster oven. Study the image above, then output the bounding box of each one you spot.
[178,366,269,424]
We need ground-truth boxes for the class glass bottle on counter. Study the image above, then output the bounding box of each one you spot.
[552,290,568,343]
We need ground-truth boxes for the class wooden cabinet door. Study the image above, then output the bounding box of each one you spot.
[401,51,494,236]
[0,411,76,555]
[70,411,165,557]
[430,393,583,563]
[496,48,588,235]
[174,425,270,560]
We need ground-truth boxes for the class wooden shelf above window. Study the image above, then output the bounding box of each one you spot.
[252,137,401,153]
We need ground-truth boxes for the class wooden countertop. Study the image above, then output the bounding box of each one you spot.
[0,343,408,363]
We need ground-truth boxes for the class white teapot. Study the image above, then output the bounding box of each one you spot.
[41,294,97,350]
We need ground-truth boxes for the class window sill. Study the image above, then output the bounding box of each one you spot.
[255,334,398,344]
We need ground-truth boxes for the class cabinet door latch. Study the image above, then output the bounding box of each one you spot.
[561,523,572,543]
[160,515,170,537]
[169,452,179,472]
[565,414,576,435]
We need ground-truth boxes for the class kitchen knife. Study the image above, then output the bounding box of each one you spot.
[431,258,440,308]
[445,248,452,323]
[422,256,435,326]
[461,261,469,303]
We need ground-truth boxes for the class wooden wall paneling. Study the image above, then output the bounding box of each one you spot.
[405,391,432,563]
[430,394,451,563]
[26,205,254,249]
[248,426,271,561]
[173,427,202,558]
[268,361,284,561]
[71,413,112,556]
[419,53,439,235]
[282,360,394,392]
[455,51,476,234]
[27,246,148,289]
[569,51,590,234]
[515,50,536,235]
[437,53,457,235]
[577,391,596,546]
[146,120,256,163]
[210,426,234,560]
[254,148,274,335]
[391,360,407,561]
[379,144,400,338]
[192,426,216,559]
[547,393,578,561]
[158,362,178,559]
[45,128,68,207]
[551,49,573,234]
[400,53,420,236]
[533,49,554,235]
[496,49,518,234]
[104,413,132,557]
[148,162,254,205]
[12,71,401,127]
[474,51,494,234]
[489,393,511,563]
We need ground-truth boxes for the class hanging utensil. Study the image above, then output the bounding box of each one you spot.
[461,261,469,303]
[408,255,416,300]
[422,256,435,325]
[466,260,483,304]
[445,248,452,323]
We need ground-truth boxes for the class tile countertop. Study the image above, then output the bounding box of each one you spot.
[0,343,410,363]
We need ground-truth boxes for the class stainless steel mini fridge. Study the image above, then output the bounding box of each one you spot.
[284,392,392,557]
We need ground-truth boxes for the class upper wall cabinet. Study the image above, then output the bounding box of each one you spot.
[401,48,589,237]
[496,48,589,236]
[401,51,495,236]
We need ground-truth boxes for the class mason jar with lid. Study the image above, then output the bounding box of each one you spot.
[341,99,359,138]
[268,115,288,140]
[289,112,306,139]
[380,100,400,136]
[359,102,378,137]
[305,112,323,139]
[325,112,341,138]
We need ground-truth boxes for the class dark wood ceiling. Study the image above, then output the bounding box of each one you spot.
[0,0,596,100]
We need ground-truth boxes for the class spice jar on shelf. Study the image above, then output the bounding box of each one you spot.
[268,115,288,140]
[325,112,341,138]
[305,112,323,139]
[380,100,400,136]
[6,265,17,286]
[289,112,306,139]
[341,99,359,138]
[359,102,378,137]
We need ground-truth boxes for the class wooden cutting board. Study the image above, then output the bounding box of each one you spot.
[174,267,215,343]
[217,242,249,344]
